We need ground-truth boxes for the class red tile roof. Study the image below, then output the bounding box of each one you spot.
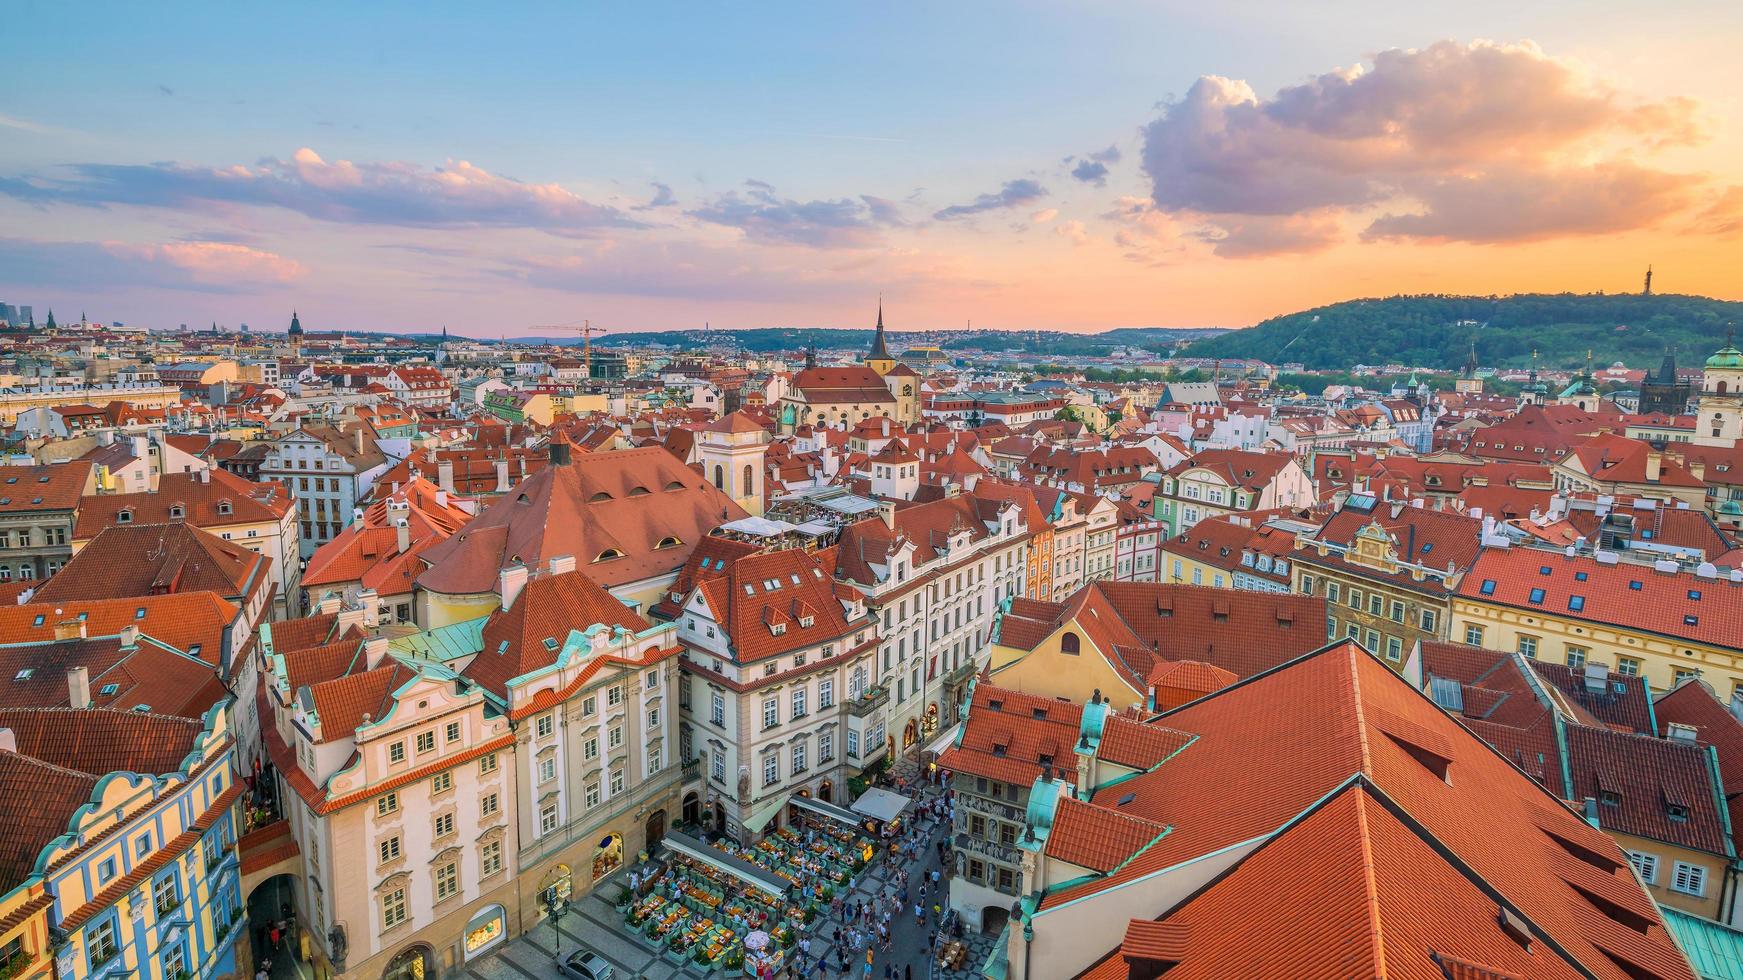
[985,641,1693,979]
[72,468,292,539]
[687,548,862,664]
[35,521,267,604]
[0,460,92,513]
[1655,680,1743,851]
[464,569,651,698]
[417,446,746,594]
[1460,547,1743,651]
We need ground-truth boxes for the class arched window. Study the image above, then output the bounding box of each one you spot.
[742,464,753,491]
[1060,631,1081,655]
[713,465,724,489]
[1720,381,1730,395]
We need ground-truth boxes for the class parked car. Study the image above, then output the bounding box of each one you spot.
[559,949,614,980]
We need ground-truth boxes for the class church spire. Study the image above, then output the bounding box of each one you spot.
[866,296,891,361]
[1462,340,1479,380]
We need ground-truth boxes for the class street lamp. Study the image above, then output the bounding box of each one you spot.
[543,887,570,960]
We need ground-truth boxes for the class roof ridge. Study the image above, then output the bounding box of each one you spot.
[1352,779,1388,978]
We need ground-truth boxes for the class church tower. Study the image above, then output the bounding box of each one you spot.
[1695,333,1743,446]
[698,411,770,516]
[1557,351,1600,412]
[864,299,896,376]
[1455,341,1484,394]
[1518,350,1549,407]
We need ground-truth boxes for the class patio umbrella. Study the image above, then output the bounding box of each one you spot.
[744,930,771,951]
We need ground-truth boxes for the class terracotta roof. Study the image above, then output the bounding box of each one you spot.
[1564,724,1730,857]
[0,593,236,656]
[1460,547,1743,651]
[1045,793,1169,873]
[0,751,98,886]
[464,569,650,698]
[308,662,416,743]
[0,461,92,513]
[0,634,229,716]
[686,548,859,665]
[994,642,1693,979]
[937,684,1082,787]
[34,522,267,604]
[417,446,746,594]
[73,468,292,539]
[1655,680,1743,852]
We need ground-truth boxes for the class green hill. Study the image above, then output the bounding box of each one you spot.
[1180,292,1743,371]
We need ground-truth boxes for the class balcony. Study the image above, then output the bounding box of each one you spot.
[941,661,976,690]
[847,687,889,717]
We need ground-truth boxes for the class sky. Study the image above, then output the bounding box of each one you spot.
[3,1,1741,336]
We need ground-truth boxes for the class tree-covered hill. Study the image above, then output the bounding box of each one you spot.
[591,326,1224,357]
[1180,293,1743,371]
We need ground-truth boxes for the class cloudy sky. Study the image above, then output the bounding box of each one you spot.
[3,1,1740,335]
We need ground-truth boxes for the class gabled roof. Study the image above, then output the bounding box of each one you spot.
[463,569,650,698]
[74,468,293,539]
[34,522,267,604]
[1005,642,1693,979]
[688,548,858,665]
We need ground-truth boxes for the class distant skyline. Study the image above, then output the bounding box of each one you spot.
[3,2,1741,335]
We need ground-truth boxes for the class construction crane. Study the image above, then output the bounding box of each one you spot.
[529,320,610,378]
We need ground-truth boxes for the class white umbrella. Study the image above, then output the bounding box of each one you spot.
[744,930,771,951]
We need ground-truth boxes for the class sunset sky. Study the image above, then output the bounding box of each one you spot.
[4,1,1741,336]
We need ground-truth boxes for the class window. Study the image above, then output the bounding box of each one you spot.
[1347,588,1361,609]
[610,769,624,794]
[848,730,860,758]
[1465,625,1485,646]
[1389,600,1405,623]
[436,862,459,902]
[153,872,179,914]
[792,689,807,718]
[1517,636,1538,659]
[820,678,834,708]
[711,691,725,726]
[481,840,503,877]
[539,758,557,783]
[1368,594,1383,616]
[582,696,597,715]
[1566,646,1588,669]
[481,792,499,818]
[87,918,119,967]
[1327,616,1338,639]
[763,698,779,730]
[479,753,498,775]
[389,740,406,764]
[540,801,559,834]
[584,737,599,760]
[431,771,452,794]
[1527,588,1545,605]
[435,812,455,838]
[536,714,554,739]
[1386,636,1402,661]
[608,686,623,706]
[792,743,807,774]
[819,730,834,761]
[446,721,462,743]
[1672,861,1707,897]
[416,731,436,753]
[379,836,402,864]
[712,752,726,783]
[1060,632,1081,655]
[645,669,660,689]
[763,754,779,786]
[608,726,623,749]
[1327,583,1342,603]
[586,783,602,808]
[381,887,407,930]
[377,792,399,816]
[1419,609,1436,633]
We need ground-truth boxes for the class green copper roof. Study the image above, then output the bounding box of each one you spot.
[1660,907,1743,980]
[1707,345,1743,369]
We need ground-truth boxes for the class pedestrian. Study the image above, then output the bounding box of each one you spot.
[932,902,941,923]
[914,903,924,924]
[931,868,940,887]
[905,966,912,980]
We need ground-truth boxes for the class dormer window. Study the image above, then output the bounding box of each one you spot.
[799,616,815,628]
[168,504,185,519]
[771,622,787,636]
[1667,803,1691,822]
[1600,790,1622,807]
[657,536,682,549]
[117,509,133,524]
[217,499,233,515]
[594,548,623,562]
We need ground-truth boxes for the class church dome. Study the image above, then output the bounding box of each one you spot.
[1706,344,1743,369]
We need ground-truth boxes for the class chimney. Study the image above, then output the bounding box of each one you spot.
[0,728,13,753]
[199,466,210,484]
[499,564,529,610]
[67,666,91,709]
[495,458,510,492]
[354,427,365,455]
[53,619,86,642]
[1582,797,1600,829]
[363,635,391,670]
[548,554,576,576]
[877,499,897,531]
[317,593,342,615]
[437,458,456,492]
[118,625,139,650]
[395,517,410,555]
[1645,450,1663,483]
[1667,723,1700,744]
